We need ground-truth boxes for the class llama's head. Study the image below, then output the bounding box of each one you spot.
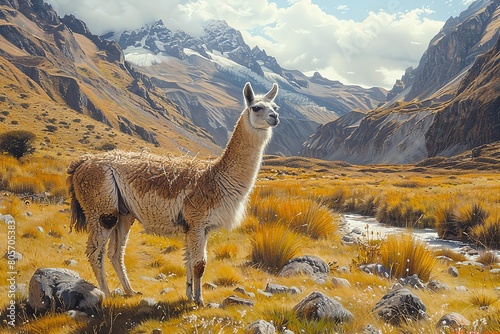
[243,82,279,130]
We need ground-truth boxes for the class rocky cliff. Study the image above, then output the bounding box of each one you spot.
[302,0,500,164]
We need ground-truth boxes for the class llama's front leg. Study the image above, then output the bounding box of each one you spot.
[108,215,139,296]
[87,223,113,296]
[186,226,208,306]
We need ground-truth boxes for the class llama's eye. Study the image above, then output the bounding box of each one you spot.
[251,106,262,112]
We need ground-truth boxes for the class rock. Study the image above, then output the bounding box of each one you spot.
[331,277,351,288]
[372,288,427,325]
[139,297,156,307]
[203,282,218,290]
[398,274,425,289]
[28,268,104,313]
[206,302,220,308]
[234,286,255,298]
[245,319,276,334]
[341,234,359,245]
[336,266,350,273]
[264,283,300,295]
[155,273,167,281]
[111,288,125,297]
[437,255,453,263]
[427,280,450,292]
[457,261,485,268]
[160,287,174,295]
[490,268,500,274]
[37,226,44,233]
[293,291,353,323]
[221,295,255,308]
[363,324,382,334]
[359,263,390,278]
[279,255,329,283]
[448,266,459,277]
[67,310,88,319]
[151,329,163,334]
[351,227,363,234]
[436,312,470,329]
[4,251,23,261]
[63,259,78,266]
[455,286,469,292]
[0,214,15,223]
[257,289,273,298]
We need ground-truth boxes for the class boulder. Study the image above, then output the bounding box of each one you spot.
[245,320,276,334]
[372,288,427,325]
[279,255,329,283]
[427,280,450,292]
[359,263,390,278]
[264,283,300,295]
[398,274,425,289]
[221,295,255,308]
[293,291,353,323]
[448,266,459,277]
[436,312,470,329]
[28,268,104,313]
[331,277,351,288]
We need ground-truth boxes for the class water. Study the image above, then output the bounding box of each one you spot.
[341,213,479,253]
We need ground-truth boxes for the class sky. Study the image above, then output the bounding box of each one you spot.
[45,0,477,89]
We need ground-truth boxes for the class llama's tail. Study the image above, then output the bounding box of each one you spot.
[66,159,88,233]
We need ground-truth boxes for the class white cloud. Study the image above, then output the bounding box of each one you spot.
[45,0,444,88]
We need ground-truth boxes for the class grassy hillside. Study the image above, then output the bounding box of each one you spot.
[0,153,499,333]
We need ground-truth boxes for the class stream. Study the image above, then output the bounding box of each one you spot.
[341,214,500,259]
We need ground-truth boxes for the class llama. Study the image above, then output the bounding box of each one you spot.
[67,82,279,305]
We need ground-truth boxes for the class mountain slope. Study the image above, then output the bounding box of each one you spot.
[302,0,500,164]
[0,0,220,158]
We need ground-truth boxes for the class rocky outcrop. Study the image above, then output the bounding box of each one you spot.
[302,0,500,164]
[372,288,428,325]
[28,268,104,313]
[425,34,500,157]
[293,291,353,323]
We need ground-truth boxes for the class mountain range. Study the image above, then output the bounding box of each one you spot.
[0,0,499,164]
[301,0,500,164]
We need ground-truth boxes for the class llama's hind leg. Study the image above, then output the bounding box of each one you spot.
[86,221,113,296]
[108,214,139,296]
[186,226,208,306]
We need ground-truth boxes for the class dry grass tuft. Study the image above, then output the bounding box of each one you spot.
[214,243,238,260]
[380,233,436,281]
[469,289,499,308]
[249,223,302,274]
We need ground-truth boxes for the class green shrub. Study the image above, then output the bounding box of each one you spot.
[0,130,36,159]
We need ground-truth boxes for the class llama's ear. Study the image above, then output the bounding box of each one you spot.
[243,82,254,106]
[264,83,278,101]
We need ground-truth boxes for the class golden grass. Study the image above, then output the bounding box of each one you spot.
[1,156,500,333]
[380,234,437,281]
[249,223,303,274]
[214,243,238,260]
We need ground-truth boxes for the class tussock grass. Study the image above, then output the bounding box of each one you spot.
[214,243,238,260]
[433,248,467,262]
[249,223,302,274]
[380,234,437,281]
[212,264,242,287]
[469,289,499,308]
[476,250,499,266]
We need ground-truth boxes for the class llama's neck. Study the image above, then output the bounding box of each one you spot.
[212,109,271,188]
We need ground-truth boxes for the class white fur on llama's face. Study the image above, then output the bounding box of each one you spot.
[244,83,279,130]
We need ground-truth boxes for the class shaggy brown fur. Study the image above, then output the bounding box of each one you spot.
[67,82,279,305]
